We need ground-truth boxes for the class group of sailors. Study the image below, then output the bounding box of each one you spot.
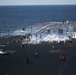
[59,54,67,61]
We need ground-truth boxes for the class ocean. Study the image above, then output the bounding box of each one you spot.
[0,5,76,33]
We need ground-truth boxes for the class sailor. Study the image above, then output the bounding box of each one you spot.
[59,54,63,60]
[63,56,66,61]
[35,52,38,58]
[20,43,24,47]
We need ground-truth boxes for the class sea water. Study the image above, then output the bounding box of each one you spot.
[0,5,76,33]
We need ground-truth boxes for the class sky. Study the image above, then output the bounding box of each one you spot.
[0,0,76,5]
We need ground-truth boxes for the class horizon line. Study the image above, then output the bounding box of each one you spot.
[0,4,76,6]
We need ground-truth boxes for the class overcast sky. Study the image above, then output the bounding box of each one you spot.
[0,0,76,5]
